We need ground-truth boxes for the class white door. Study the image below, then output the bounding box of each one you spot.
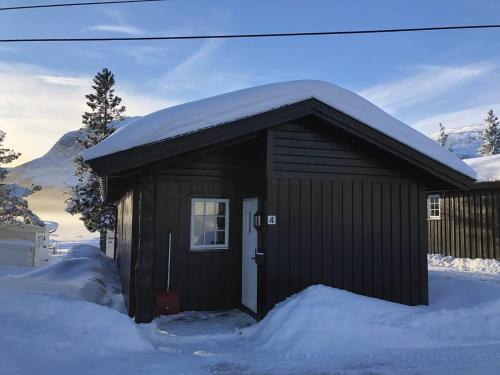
[242,198,258,313]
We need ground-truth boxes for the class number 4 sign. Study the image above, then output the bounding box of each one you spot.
[267,215,277,225]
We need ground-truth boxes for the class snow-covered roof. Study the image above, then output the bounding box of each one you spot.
[464,154,500,182]
[83,80,476,179]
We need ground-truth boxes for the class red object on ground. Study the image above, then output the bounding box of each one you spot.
[155,290,180,315]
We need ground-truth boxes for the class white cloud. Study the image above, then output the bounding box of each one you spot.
[36,75,88,86]
[360,63,492,113]
[117,46,171,65]
[86,24,145,36]
[84,6,146,36]
[0,62,171,166]
[155,40,253,100]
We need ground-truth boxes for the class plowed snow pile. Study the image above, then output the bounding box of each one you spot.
[429,253,500,274]
[0,246,150,374]
[243,262,500,356]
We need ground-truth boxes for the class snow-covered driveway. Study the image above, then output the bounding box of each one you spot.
[0,245,499,375]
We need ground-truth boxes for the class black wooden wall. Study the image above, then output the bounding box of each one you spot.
[428,187,500,260]
[115,187,139,316]
[264,120,429,312]
[152,137,266,312]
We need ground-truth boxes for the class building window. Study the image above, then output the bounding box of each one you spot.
[427,194,441,219]
[190,198,229,250]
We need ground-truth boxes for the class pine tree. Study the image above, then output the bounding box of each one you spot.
[479,109,500,156]
[66,68,126,250]
[437,122,450,149]
[0,130,43,228]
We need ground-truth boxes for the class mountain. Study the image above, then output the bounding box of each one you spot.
[4,117,140,241]
[7,117,140,189]
[7,130,82,189]
[431,123,485,159]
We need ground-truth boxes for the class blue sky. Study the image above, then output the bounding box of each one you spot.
[2,0,500,164]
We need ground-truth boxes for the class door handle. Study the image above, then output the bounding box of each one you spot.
[252,248,264,260]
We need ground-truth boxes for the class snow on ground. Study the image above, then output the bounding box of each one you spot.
[1,247,499,374]
[429,254,500,275]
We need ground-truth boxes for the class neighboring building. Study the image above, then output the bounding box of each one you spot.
[428,154,500,260]
[83,80,475,323]
[0,223,53,266]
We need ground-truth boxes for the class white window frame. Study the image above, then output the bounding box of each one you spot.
[190,198,230,251]
[427,194,441,220]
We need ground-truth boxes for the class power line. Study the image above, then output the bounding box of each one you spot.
[0,0,169,11]
[1,24,500,43]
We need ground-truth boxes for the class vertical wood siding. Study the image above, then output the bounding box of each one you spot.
[428,188,500,260]
[265,177,428,311]
[115,187,138,316]
[154,177,243,311]
[265,122,429,312]
[152,138,266,312]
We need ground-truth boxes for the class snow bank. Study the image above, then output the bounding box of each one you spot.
[429,254,500,275]
[1,244,124,309]
[243,285,435,355]
[0,244,150,374]
[0,291,150,353]
[464,154,500,181]
[83,80,475,179]
[243,279,500,356]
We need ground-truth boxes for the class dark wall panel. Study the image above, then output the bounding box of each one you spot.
[115,187,138,316]
[265,123,429,311]
[265,177,429,311]
[428,188,500,260]
[155,177,242,311]
[270,122,408,179]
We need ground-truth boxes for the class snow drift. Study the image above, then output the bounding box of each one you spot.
[1,244,123,307]
[83,80,475,179]
[429,254,500,275]
[243,286,436,355]
[243,275,500,356]
[0,245,150,361]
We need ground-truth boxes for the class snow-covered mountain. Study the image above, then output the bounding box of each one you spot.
[5,117,140,240]
[7,117,139,189]
[7,130,82,189]
[431,123,485,159]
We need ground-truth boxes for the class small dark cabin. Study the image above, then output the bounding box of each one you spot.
[428,155,500,260]
[84,81,475,323]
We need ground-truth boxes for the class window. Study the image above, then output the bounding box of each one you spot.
[190,198,229,250]
[427,194,441,219]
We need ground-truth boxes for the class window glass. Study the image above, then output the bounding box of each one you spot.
[190,198,229,249]
[428,194,441,219]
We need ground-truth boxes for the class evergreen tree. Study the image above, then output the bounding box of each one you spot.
[66,68,126,250]
[0,130,42,228]
[437,122,450,149]
[479,109,500,156]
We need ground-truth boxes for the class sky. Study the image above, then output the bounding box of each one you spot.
[2,0,500,165]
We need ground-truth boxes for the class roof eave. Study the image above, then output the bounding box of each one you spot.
[85,98,475,190]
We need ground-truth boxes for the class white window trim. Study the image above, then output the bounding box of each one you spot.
[190,198,230,251]
[427,194,441,220]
